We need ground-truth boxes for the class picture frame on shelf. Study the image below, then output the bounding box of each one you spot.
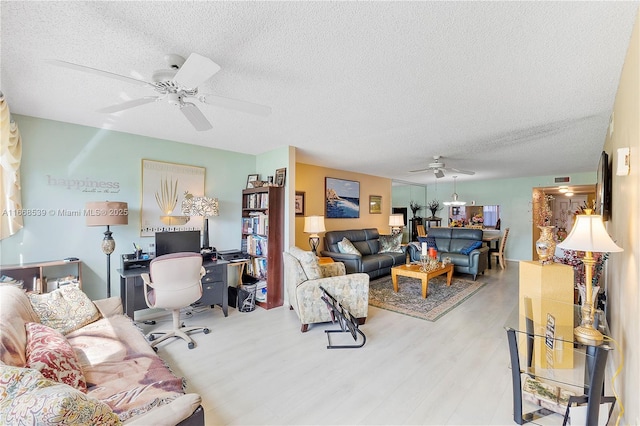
[295,191,305,215]
[246,174,259,189]
[275,168,287,186]
[369,195,382,214]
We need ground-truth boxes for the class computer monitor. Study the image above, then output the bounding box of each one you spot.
[155,231,201,257]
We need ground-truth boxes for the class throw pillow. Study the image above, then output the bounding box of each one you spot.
[288,246,322,280]
[28,285,101,335]
[337,237,361,255]
[379,233,403,253]
[460,240,483,255]
[25,322,87,393]
[418,236,438,250]
[0,365,120,426]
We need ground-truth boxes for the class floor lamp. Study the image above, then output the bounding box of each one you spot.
[304,215,325,255]
[86,201,128,298]
[557,210,623,345]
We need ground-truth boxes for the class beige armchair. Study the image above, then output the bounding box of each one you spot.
[283,247,370,332]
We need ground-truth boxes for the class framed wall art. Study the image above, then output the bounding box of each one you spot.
[325,177,360,218]
[141,159,205,237]
[295,191,305,216]
[369,195,382,214]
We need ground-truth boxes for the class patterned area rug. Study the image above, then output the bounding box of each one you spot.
[368,274,487,321]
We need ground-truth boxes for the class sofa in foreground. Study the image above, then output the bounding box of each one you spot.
[406,227,489,280]
[284,247,370,332]
[321,228,406,278]
[0,284,203,425]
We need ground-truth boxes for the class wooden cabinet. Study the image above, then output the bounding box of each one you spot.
[241,186,284,309]
[0,259,83,293]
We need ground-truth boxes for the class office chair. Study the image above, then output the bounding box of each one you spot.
[141,252,210,350]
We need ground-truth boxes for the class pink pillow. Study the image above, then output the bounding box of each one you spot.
[25,322,87,393]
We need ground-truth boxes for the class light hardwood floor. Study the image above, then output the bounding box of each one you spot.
[144,261,561,425]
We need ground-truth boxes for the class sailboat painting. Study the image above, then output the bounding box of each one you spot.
[325,177,360,218]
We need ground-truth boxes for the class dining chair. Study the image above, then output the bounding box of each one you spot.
[490,228,509,270]
[416,225,427,237]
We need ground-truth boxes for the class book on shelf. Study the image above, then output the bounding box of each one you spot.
[246,234,268,257]
[246,257,268,279]
[247,212,268,235]
[244,192,269,209]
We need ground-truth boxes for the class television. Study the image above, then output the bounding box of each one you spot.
[155,231,201,257]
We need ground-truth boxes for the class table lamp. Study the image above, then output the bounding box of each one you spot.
[86,201,128,298]
[182,192,219,250]
[389,214,404,235]
[304,215,325,255]
[557,209,623,345]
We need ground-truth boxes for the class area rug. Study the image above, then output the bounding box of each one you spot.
[368,274,487,321]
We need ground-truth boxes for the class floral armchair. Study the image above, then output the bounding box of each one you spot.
[283,247,370,332]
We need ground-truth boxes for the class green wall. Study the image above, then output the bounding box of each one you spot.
[393,172,596,261]
[1,115,277,300]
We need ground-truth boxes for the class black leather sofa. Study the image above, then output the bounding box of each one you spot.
[406,227,489,280]
[321,228,406,278]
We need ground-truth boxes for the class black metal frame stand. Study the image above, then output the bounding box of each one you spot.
[320,286,366,349]
[506,328,614,426]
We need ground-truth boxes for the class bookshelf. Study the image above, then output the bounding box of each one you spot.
[241,186,284,309]
[0,259,83,293]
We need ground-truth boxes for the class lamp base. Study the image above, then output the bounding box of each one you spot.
[574,324,603,346]
[309,235,320,256]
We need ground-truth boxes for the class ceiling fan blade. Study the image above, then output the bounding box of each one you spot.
[434,169,445,178]
[47,59,152,87]
[409,168,430,173]
[180,102,213,131]
[199,94,272,116]
[174,53,221,89]
[448,168,475,175]
[97,96,159,113]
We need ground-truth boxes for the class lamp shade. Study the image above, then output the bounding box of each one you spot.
[304,215,326,234]
[388,214,405,227]
[557,214,623,253]
[182,194,219,217]
[85,201,128,226]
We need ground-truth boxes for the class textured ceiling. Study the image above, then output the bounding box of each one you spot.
[1,1,638,184]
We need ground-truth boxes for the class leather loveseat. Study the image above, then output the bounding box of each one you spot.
[406,227,489,280]
[321,228,406,278]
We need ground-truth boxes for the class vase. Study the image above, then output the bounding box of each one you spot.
[556,227,567,242]
[535,225,556,264]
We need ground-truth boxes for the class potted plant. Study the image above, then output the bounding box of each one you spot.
[409,201,422,219]
[426,199,442,219]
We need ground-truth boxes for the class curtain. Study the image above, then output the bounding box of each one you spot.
[0,92,23,239]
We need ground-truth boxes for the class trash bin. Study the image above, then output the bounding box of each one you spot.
[237,283,257,312]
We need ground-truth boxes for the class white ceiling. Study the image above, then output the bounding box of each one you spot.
[1,1,638,185]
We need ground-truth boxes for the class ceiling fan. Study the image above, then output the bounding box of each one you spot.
[47,53,272,131]
[409,156,475,178]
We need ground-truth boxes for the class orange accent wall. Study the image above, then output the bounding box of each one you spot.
[294,163,392,253]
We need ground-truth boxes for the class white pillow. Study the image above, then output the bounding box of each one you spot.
[337,237,361,255]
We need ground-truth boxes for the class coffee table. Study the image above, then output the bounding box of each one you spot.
[391,262,454,298]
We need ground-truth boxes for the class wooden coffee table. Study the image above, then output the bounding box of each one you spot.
[391,263,454,298]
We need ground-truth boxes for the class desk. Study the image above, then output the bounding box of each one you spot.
[118,259,229,319]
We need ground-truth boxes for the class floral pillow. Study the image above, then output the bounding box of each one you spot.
[25,322,87,392]
[28,284,101,335]
[337,237,361,255]
[379,234,403,253]
[288,246,322,280]
[0,365,120,426]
